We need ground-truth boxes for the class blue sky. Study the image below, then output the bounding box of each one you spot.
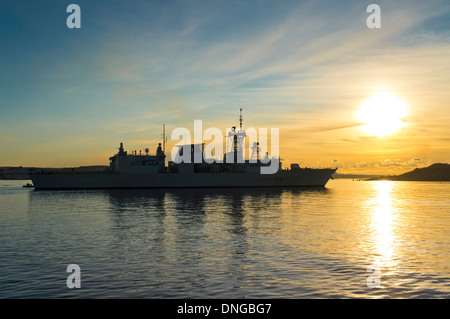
[1,0,450,173]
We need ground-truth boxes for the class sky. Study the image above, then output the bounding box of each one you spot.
[0,0,449,174]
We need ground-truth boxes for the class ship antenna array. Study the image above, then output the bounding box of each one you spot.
[239,108,243,129]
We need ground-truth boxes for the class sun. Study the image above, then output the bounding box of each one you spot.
[357,92,408,136]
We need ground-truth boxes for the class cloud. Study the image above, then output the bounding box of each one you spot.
[0,135,19,142]
[338,157,434,174]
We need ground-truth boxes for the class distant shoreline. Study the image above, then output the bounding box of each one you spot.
[0,166,108,180]
[367,178,450,182]
[366,163,450,182]
[2,163,449,181]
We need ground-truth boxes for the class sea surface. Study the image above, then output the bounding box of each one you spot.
[0,179,449,298]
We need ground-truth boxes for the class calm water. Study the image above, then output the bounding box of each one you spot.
[0,179,449,298]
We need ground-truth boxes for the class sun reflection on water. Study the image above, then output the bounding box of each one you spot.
[369,181,398,269]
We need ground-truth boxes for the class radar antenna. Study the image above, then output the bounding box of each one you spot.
[239,108,243,129]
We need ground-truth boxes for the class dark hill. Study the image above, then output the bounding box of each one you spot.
[370,163,450,181]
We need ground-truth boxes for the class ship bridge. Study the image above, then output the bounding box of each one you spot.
[109,142,165,173]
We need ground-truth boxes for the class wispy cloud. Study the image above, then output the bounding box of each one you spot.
[0,134,19,142]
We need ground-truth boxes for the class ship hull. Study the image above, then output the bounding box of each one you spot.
[30,169,336,190]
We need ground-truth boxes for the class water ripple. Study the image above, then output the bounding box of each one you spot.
[0,180,449,298]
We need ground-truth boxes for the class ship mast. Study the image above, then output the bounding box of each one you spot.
[239,107,243,129]
[162,124,166,154]
[225,108,247,163]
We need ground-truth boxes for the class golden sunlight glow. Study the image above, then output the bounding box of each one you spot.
[357,92,408,136]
